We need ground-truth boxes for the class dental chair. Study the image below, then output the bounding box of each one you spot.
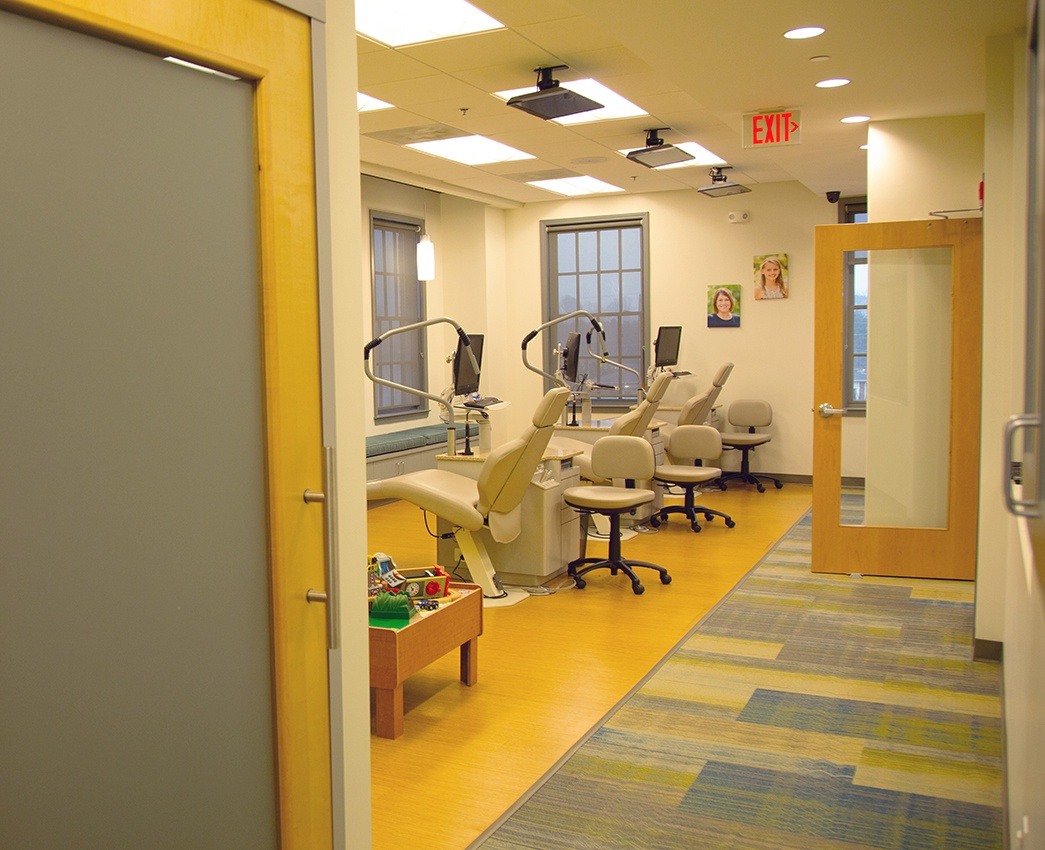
[366,388,570,599]
[549,370,674,484]
[675,362,734,429]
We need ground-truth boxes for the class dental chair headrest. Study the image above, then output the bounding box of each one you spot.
[531,387,570,427]
[713,362,734,387]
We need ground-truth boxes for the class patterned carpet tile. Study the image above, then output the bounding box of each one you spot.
[680,761,1003,849]
[477,510,1004,850]
[596,712,867,773]
[737,689,1002,757]
[855,745,1003,808]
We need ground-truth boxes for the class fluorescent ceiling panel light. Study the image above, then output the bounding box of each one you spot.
[357,93,394,112]
[527,176,624,196]
[816,78,850,88]
[784,26,825,39]
[618,141,726,169]
[496,79,646,125]
[840,114,871,124]
[406,135,535,165]
[163,56,239,81]
[356,0,503,47]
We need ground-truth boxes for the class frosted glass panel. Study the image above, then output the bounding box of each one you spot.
[842,247,952,528]
[0,11,277,847]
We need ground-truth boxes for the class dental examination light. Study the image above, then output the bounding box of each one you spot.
[364,316,478,457]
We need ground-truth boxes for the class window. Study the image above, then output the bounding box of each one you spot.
[542,214,649,405]
[370,214,427,420]
[841,198,868,410]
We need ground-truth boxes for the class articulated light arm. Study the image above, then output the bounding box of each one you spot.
[584,329,645,399]
[520,309,604,387]
[364,316,478,456]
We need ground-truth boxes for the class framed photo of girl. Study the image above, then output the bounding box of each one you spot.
[707,284,741,328]
[753,253,789,300]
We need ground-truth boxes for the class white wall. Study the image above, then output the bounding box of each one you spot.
[322,4,373,848]
[983,31,1045,845]
[498,181,835,476]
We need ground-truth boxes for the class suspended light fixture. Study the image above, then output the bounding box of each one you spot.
[416,232,435,281]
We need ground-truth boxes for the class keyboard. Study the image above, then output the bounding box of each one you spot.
[464,396,501,409]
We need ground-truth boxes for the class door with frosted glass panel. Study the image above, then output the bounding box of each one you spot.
[812,218,982,578]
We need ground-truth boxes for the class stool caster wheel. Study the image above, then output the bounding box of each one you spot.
[690,521,702,533]
[756,483,766,493]
[725,518,736,528]
[774,481,784,489]
[704,512,716,522]
[660,573,672,585]
[632,581,645,595]
[649,514,661,528]
[574,578,586,590]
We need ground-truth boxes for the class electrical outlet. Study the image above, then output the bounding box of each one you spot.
[728,210,750,224]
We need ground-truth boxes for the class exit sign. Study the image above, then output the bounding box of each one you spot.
[743,110,802,148]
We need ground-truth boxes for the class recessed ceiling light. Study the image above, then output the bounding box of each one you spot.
[357,93,394,112]
[840,115,871,124]
[527,176,624,196]
[495,79,646,125]
[406,135,534,165]
[784,26,825,39]
[816,78,850,89]
[356,0,503,47]
[616,140,726,169]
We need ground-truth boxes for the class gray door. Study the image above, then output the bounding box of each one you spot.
[0,11,277,848]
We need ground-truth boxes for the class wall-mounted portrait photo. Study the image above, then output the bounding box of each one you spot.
[707,284,742,328]
[753,253,789,300]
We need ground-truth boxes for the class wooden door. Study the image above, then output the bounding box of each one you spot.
[0,2,331,847]
[812,217,982,578]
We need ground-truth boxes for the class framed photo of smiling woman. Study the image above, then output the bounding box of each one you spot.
[707,284,741,328]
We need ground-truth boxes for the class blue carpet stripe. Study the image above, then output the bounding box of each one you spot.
[737,689,1002,756]
[681,761,1003,849]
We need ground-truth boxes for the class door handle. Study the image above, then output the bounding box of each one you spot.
[1004,414,1042,518]
[303,446,340,649]
[817,402,848,418]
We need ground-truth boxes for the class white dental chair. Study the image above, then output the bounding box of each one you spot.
[675,362,734,429]
[366,387,570,599]
[549,370,674,484]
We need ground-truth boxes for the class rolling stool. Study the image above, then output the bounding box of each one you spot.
[562,435,671,595]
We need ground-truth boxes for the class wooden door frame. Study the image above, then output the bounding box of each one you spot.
[0,1,332,845]
[813,217,983,579]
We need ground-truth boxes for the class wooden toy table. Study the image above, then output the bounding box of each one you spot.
[368,583,482,739]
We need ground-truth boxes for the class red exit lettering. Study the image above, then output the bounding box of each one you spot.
[745,110,801,148]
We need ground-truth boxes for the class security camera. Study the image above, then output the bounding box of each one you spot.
[826,191,841,203]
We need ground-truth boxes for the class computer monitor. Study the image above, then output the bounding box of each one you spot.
[452,333,484,396]
[561,331,581,383]
[654,325,682,368]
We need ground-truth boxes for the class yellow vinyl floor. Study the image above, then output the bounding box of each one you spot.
[366,483,812,850]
